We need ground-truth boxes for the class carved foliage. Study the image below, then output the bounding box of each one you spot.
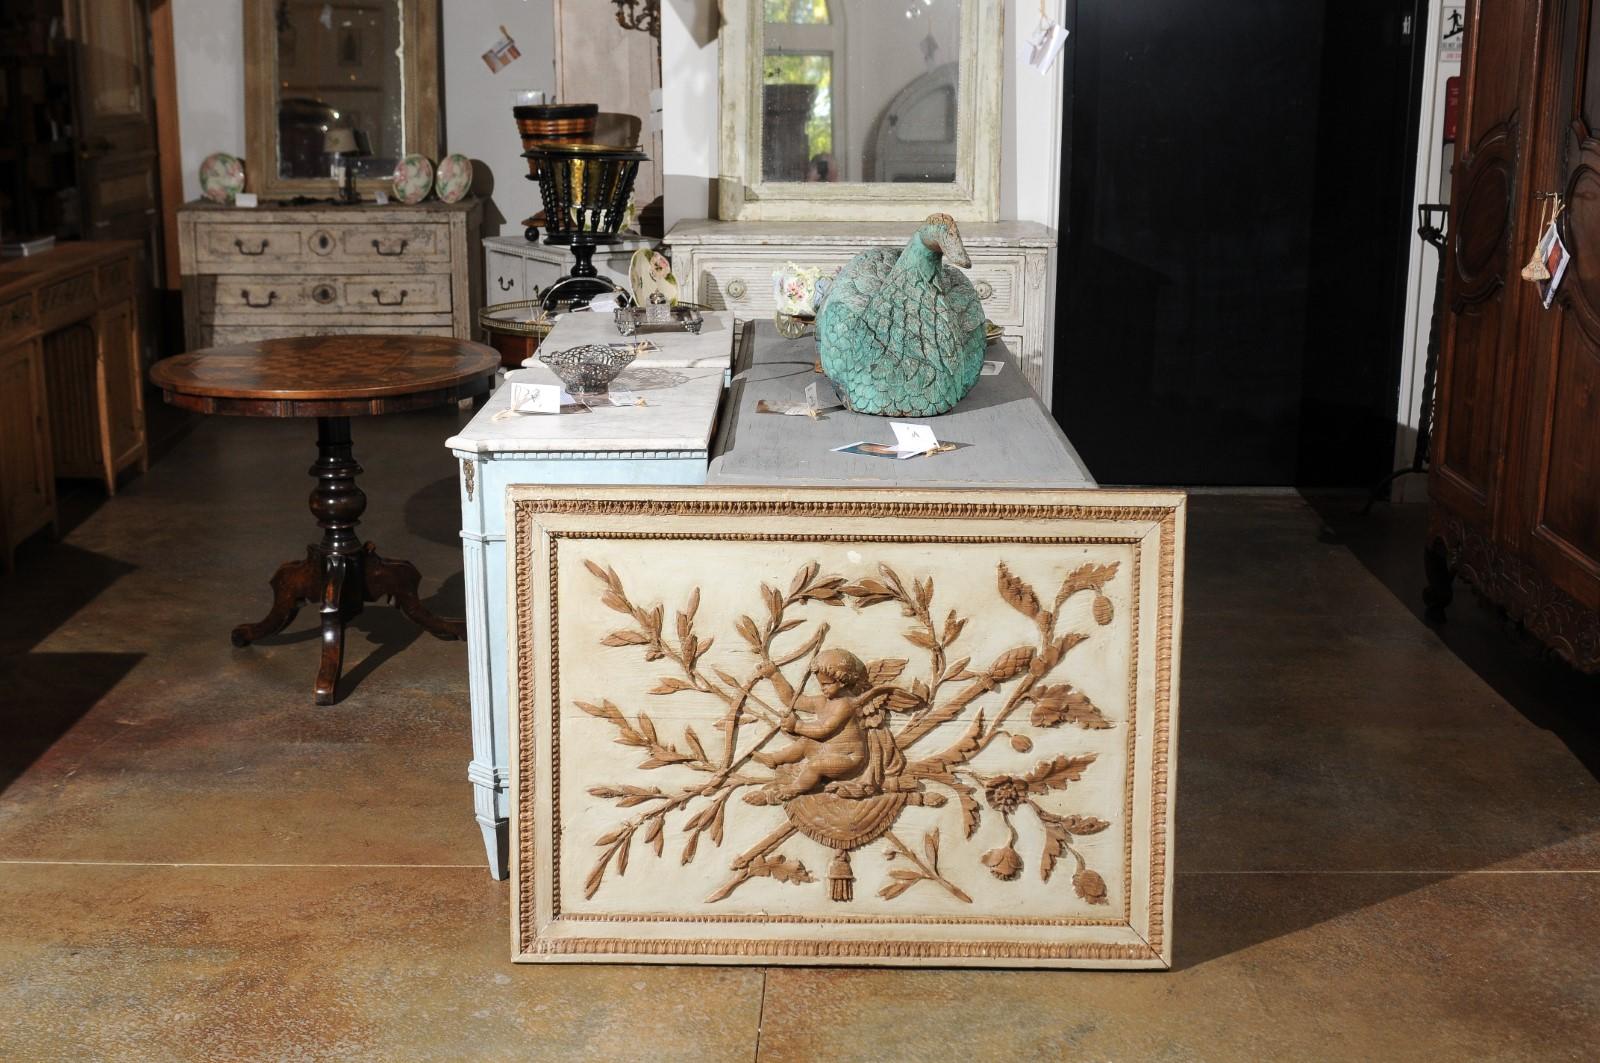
[572,556,1123,907]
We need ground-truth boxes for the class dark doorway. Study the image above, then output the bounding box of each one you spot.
[1052,0,1428,486]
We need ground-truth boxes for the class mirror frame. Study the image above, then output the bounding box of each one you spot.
[718,0,1002,222]
[243,0,440,200]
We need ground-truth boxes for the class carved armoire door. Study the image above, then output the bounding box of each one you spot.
[1432,0,1548,538]
[1516,0,1600,610]
[66,0,162,355]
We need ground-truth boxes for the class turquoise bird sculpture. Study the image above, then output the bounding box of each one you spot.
[816,213,988,417]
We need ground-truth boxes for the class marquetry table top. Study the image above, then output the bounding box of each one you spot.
[151,335,500,417]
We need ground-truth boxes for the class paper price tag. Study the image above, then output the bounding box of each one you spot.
[1025,19,1068,74]
[509,382,567,414]
[889,421,940,458]
[980,360,1004,376]
[234,192,259,208]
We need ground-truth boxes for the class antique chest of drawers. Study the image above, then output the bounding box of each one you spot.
[665,219,1058,403]
[177,199,482,348]
[482,233,654,308]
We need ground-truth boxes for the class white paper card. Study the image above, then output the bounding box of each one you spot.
[509,382,569,414]
[1025,20,1068,74]
[234,192,259,208]
[374,190,389,205]
[587,293,623,313]
[981,360,1004,376]
[890,421,940,458]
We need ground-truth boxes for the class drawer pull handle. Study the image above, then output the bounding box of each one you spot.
[976,280,994,301]
[312,284,337,305]
[371,238,410,257]
[234,238,270,256]
[372,288,409,306]
[498,276,515,291]
[726,277,747,300]
[240,289,277,308]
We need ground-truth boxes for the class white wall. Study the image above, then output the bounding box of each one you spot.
[171,0,558,235]
[1393,0,1461,501]
[439,0,557,235]
[171,0,246,202]
[660,0,1064,230]
[662,0,720,231]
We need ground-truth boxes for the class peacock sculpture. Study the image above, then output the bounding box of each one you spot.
[816,213,988,417]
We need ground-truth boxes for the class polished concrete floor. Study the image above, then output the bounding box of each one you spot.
[3,406,1599,1061]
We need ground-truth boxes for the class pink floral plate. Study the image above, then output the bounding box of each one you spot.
[392,154,434,204]
[199,152,246,204]
[434,153,473,204]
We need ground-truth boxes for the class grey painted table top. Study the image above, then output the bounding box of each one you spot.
[706,322,1096,488]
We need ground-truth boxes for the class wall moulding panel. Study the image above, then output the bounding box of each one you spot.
[508,485,1184,968]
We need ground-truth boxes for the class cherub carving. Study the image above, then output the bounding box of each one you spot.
[747,647,913,803]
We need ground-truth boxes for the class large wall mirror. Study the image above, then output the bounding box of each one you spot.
[244,0,439,199]
[720,0,1001,221]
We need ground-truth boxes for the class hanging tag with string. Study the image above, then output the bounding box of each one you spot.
[1521,195,1557,281]
[1025,0,1068,74]
[1526,194,1571,308]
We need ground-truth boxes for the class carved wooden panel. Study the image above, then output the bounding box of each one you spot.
[508,487,1184,968]
[1519,0,1600,607]
[1433,0,1541,524]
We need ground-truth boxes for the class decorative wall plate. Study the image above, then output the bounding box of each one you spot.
[392,153,435,204]
[508,485,1185,968]
[199,152,246,203]
[434,152,473,204]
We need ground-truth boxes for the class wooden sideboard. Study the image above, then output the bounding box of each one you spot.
[0,241,147,572]
[176,199,482,349]
[665,219,1058,403]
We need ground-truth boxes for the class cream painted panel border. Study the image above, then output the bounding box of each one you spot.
[718,0,1004,222]
[508,486,1184,968]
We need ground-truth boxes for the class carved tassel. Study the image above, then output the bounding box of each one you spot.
[828,850,853,902]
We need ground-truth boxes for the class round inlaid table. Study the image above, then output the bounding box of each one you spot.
[150,335,500,704]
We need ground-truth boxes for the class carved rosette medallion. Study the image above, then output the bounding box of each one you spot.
[510,487,1184,968]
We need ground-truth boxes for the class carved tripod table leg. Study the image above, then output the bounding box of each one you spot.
[363,545,468,641]
[231,549,321,647]
[231,415,464,705]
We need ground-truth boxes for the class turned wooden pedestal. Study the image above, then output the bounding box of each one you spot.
[152,334,498,703]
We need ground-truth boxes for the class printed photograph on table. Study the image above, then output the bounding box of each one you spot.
[508,486,1184,968]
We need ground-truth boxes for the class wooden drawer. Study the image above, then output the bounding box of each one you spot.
[967,256,1023,327]
[486,249,529,302]
[205,274,453,317]
[691,250,1024,326]
[1,293,35,334]
[36,270,98,330]
[191,221,453,271]
[693,253,857,316]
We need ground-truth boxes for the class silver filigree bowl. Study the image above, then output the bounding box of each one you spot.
[538,343,636,401]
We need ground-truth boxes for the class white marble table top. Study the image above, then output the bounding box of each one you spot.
[531,309,737,369]
[445,366,727,455]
